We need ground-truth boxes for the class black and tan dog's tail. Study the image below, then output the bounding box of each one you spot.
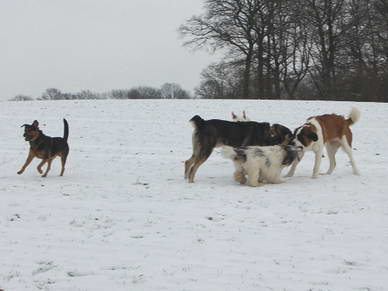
[63,119,69,141]
[190,115,205,130]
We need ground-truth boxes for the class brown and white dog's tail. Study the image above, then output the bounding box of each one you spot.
[347,107,361,126]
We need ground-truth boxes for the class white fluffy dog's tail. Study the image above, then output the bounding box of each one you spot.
[221,146,238,160]
[347,107,361,126]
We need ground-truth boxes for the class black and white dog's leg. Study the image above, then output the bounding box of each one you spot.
[270,171,283,184]
[246,167,261,187]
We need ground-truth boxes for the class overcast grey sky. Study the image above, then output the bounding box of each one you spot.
[0,0,216,99]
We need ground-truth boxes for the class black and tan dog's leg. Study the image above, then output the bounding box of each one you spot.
[60,154,68,176]
[42,158,53,177]
[188,149,213,183]
[17,150,35,175]
[185,140,201,179]
[184,155,195,179]
[37,160,46,174]
[188,156,208,183]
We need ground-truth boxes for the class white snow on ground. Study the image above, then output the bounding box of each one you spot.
[0,99,387,291]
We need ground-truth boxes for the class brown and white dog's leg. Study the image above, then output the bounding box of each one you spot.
[325,143,340,174]
[17,150,35,175]
[284,151,304,178]
[312,149,323,178]
[340,136,360,175]
[285,161,297,177]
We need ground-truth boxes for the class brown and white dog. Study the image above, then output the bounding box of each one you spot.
[285,108,361,178]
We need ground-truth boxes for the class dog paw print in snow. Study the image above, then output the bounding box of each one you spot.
[8,214,21,222]
[32,261,57,275]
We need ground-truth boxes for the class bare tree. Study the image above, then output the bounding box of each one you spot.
[180,0,263,98]
[41,88,63,100]
[195,61,242,98]
[161,83,190,99]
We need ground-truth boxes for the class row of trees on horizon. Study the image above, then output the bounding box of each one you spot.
[180,0,388,102]
[9,83,191,101]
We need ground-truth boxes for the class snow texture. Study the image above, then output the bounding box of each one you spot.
[0,99,387,291]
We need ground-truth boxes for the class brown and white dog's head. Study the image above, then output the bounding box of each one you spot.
[291,123,318,150]
[231,111,250,121]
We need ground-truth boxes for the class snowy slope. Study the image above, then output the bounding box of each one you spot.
[0,99,387,291]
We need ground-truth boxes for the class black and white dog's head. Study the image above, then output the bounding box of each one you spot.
[282,144,304,166]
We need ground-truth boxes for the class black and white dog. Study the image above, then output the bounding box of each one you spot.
[222,144,303,187]
[184,115,293,183]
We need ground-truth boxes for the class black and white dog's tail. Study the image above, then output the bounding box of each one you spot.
[222,146,247,162]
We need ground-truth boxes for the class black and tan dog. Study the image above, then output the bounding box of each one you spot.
[184,115,293,183]
[17,119,69,177]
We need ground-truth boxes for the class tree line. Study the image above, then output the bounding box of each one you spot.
[180,0,388,101]
[9,83,191,101]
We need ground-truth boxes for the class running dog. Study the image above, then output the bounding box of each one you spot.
[285,108,360,178]
[17,119,69,177]
[222,144,303,187]
[184,115,293,183]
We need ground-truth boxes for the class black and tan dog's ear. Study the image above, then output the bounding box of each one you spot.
[269,126,276,137]
[281,134,291,145]
[32,120,39,128]
[307,132,318,141]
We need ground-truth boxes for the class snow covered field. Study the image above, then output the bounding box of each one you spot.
[1,99,387,291]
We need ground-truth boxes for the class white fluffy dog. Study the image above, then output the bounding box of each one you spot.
[222,145,302,187]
